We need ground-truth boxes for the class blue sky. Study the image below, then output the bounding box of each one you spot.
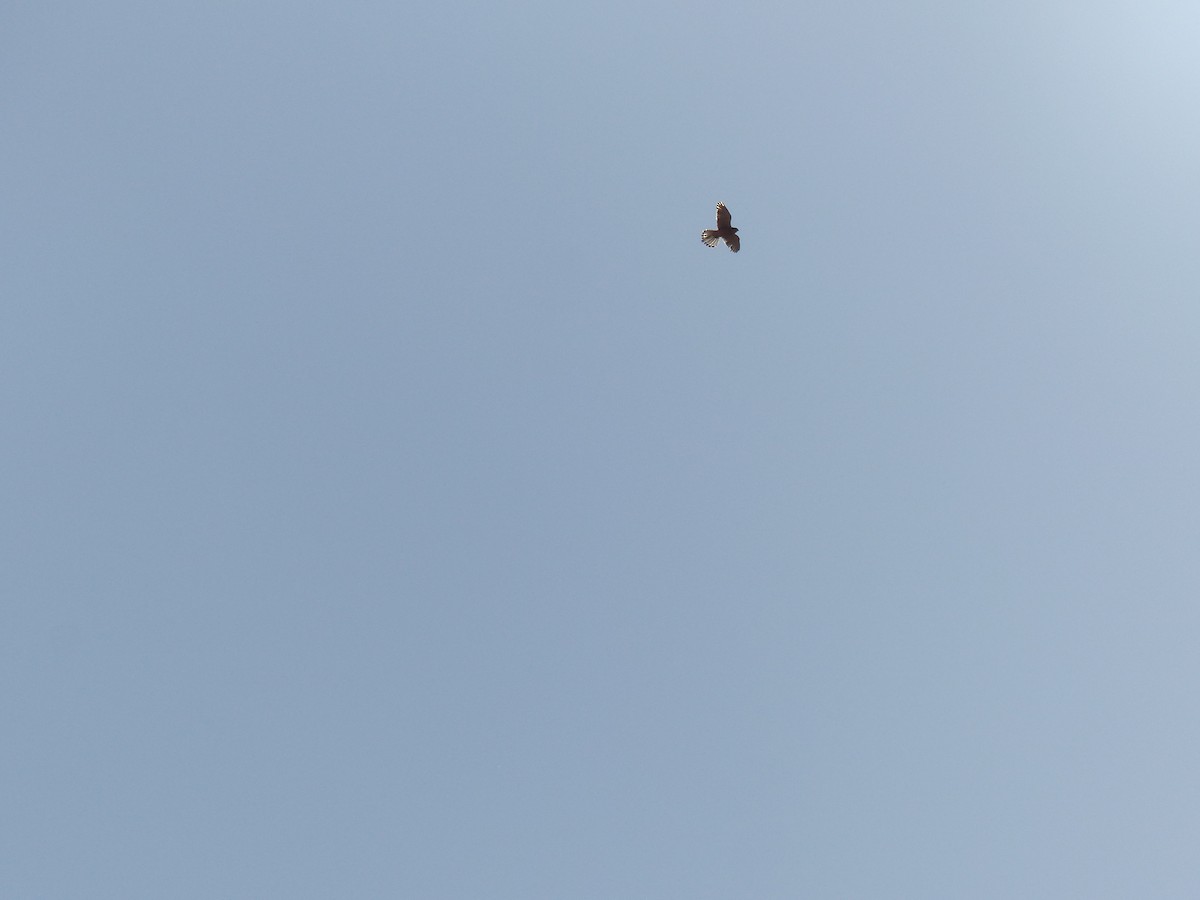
[5,2,1200,897]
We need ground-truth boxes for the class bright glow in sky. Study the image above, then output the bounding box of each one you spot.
[4,2,1200,898]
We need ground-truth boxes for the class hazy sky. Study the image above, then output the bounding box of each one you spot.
[5,2,1200,897]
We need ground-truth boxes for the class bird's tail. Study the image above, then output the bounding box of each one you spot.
[701,230,720,248]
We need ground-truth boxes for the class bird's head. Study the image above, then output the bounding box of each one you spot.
[730,227,739,233]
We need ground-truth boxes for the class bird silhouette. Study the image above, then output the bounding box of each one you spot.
[700,202,740,252]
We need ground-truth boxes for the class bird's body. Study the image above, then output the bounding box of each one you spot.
[701,202,740,252]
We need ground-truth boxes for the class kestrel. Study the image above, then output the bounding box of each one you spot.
[701,202,740,253]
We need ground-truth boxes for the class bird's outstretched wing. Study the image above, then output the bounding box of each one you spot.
[725,233,740,253]
[715,203,733,230]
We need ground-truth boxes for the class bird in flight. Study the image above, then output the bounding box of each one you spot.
[701,202,740,253]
